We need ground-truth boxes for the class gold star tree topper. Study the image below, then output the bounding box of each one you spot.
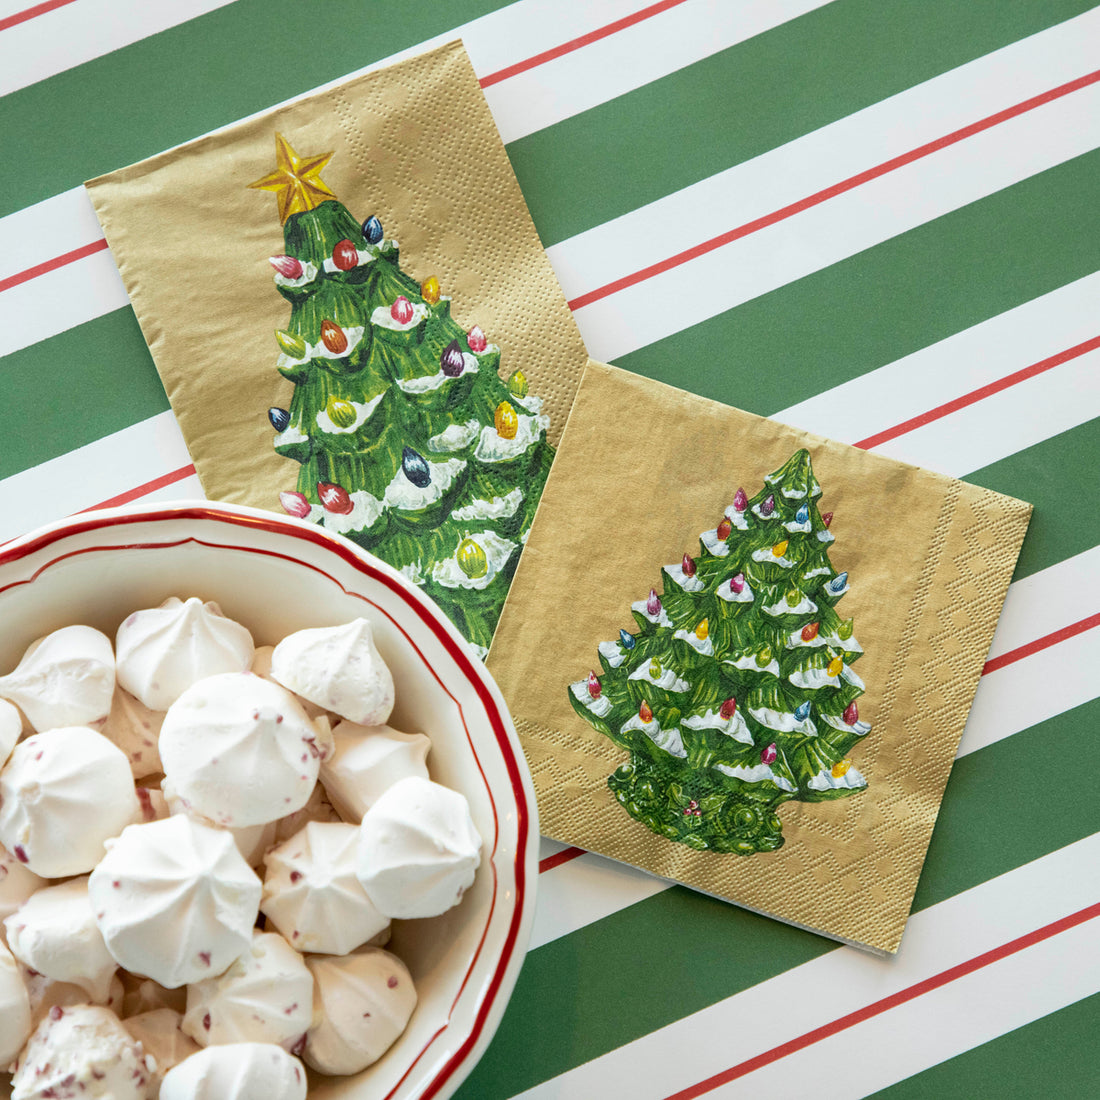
[248,133,338,223]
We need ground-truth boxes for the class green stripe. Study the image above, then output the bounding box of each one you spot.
[0,0,505,219]
[454,697,1100,1099]
[616,149,1100,419]
[512,0,1096,246]
[866,992,1100,1099]
[0,308,167,481]
[966,419,1100,583]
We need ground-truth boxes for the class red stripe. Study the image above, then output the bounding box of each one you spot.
[665,901,1100,1099]
[0,0,79,33]
[568,68,1100,311]
[0,239,109,295]
[78,464,196,511]
[855,336,1100,450]
[479,0,689,88]
[983,612,1100,676]
[539,846,586,874]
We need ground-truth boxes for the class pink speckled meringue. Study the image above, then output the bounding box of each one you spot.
[100,685,164,778]
[5,876,117,1003]
[159,1042,307,1100]
[115,596,254,711]
[270,618,395,727]
[182,930,313,1051]
[159,672,329,828]
[0,843,46,941]
[304,947,417,1075]
[122,1008,202,1091]
[0,726,137,878]
[320,720,431,822]
[0,938,31,1067]
[88,815,261,989]
[0,625,115,733]
[0,697,20,767]
[356,776,481,919]
[262,821,389,955]
[10,1004,156,1100]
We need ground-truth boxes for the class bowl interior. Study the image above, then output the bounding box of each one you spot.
[0,503,537,1100]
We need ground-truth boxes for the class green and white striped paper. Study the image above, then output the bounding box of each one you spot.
[0,1,1096,1096]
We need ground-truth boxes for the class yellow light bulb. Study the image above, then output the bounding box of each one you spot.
[772,540,789,557]
[695,619,709,640]
[827,656,843,677]
[831,759,852,778]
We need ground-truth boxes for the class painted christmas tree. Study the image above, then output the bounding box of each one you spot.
[569,449,871,855]
[249,134,553,656]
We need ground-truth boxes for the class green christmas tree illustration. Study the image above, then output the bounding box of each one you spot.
[250,133,553,656]
[569,449,871,855]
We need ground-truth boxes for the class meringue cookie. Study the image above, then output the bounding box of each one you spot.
[123,1009,202,1089]
[273,778,342,844]
[321,720,431,822]
[0,726,137,877]
[251,645,327,719]
[0,625,115,733]
[88,815,261,989]
[356,777,481,919]
[116,596,254,711]
[100,685,164,778]
[10,1004,156,1100]
[160,672,327,828]
[270,618,395,727]
[304,947,417,1075]
[182,931,314,1050]
[0,939,31,1067]
[5,877,117,1002]
[262,822,389,955]
[159,1042,307,1100]
[0,842,47,940]
[0,696,21,766]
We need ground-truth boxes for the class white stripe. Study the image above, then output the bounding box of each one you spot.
[512,835,1100,1099]
[532,549,1100,948]
[709,914,1099,1098]
[868,353,1100,477]
[548,8,1100,299]
[571,75,1100,361]
[776,273,1100,447]
[483,0,831,143]
[0,410,193,542]
[0,0,238,97]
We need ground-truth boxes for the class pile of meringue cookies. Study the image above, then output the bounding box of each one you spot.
[0,597,483,1099]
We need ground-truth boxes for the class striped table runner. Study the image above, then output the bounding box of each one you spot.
[1,1,1097,1096]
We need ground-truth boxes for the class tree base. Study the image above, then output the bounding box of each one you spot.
[607,756,785,855]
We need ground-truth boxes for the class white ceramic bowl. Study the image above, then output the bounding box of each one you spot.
[0,500,538,1100]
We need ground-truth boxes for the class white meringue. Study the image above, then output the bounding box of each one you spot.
[304,947,417,1075]
[159,1042,307,1100]
[182,930,314,1050]
[0,696,21,766]
[115,596,254,711]
[270,618,395,726]
[0,726,137,877]
[123,1009,202,1088]
[251,645,327,719]
[356,776,481,919]
[262,822,389,955]
[160,672,326,828]
[0,625,115,733]
[10,1004,156,1100]
[321,720,431,822]
[100,685,164,778]
[273,778,343,844]
[5,876,117,1002]
[88,815,261,989]
[0,938,31,1067]
[0,842,46,941]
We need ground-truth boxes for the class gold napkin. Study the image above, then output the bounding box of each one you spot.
[489,361,1031,954]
